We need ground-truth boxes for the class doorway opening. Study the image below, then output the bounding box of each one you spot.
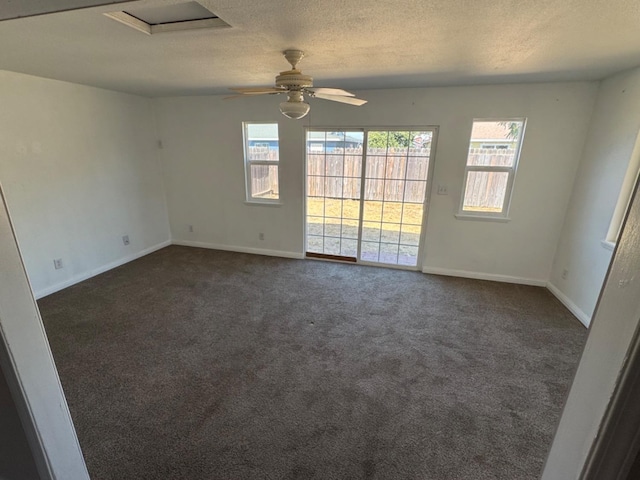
[305,127,437,270]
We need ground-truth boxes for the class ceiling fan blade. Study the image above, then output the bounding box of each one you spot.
[313,92,367,106]
[307,87,355,97]
[230,87,285,94]
[231,92,285,97]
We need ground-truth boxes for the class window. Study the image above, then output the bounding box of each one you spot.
[243,123,280,202]
[458,119,526,219]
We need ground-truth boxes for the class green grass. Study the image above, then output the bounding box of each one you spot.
[306,198,423,233]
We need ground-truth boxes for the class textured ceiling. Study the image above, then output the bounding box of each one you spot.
[0,0,131,21]
[0,0,639,97]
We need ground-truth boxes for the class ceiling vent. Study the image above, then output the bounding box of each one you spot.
[104,1,230,35]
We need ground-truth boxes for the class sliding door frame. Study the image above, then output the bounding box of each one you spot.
[304,125,439,271]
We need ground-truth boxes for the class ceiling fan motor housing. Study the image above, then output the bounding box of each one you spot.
[227,49,365,119]
[275,70,313,92]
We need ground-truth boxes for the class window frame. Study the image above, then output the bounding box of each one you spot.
[604,130,640,249]
[457,117,527,221]
[242,122,281,204]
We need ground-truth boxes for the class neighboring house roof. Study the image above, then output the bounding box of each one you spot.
[471,121,519,142]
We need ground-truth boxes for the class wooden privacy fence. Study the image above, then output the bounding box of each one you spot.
[466,148,516,167]
[248,147,279,197]
[251,165,279,198]
[463,149,516,210]
[252,147,514,207]
[307,147,431,203]
[463,171,506,210]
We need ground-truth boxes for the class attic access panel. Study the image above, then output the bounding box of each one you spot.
[104,1,230,35]
[125,2,214,25]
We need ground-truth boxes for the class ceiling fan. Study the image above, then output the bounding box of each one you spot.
[227,50,367,119]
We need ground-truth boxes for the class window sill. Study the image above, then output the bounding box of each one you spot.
[455,213,510,223]
[244,200,283,207]
[601,240,615,251]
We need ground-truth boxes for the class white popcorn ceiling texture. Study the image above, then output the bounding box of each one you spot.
[0,0,638,96]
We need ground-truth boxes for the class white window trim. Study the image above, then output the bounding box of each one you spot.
[601,239,615,251]
[457,118,527,221]
[604,129,640,247]
[243,122,281,204]
[454,213,511,222]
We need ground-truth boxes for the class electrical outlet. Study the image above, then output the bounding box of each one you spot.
[259,233,265,241]
[122,235,130,246]
[188,225,194,233]
[53,258,63,270]
[561,268,569,280]
[437,184,448,195]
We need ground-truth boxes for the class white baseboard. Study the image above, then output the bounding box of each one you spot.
[36,240,586,335]
[546,282,591,328]
[171,239,305,260]
[421,266,547,287]
[34,240,172,299]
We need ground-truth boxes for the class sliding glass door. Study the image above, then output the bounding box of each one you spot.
[361,130,432,266]
[305,128,436,269]
[306,131,364,259]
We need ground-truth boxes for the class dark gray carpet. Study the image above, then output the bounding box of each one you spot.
[38,246,587,480]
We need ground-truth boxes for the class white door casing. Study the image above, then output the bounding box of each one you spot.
[0,185,89,480]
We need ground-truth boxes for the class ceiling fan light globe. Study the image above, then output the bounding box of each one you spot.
[279,100,310,119]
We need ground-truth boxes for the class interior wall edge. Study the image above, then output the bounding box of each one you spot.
[547,66,640,332]
[150,100,173,245]
[34,240,171,300]
[0,187,90,479]
[546,281,591,328]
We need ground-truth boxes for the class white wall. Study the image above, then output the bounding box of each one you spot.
[0,70,171,297]
[156,82,597,284]
[549,67,640,325]
[541,164,640,480]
